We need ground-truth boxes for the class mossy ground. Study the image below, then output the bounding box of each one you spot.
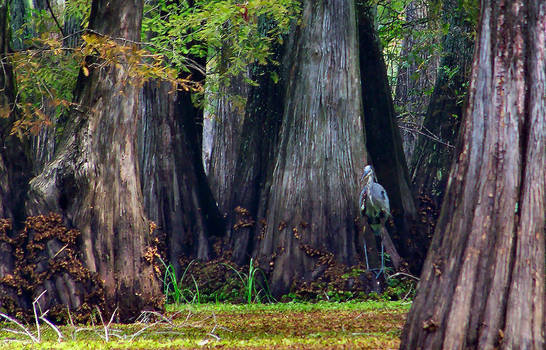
[0,301,409,349]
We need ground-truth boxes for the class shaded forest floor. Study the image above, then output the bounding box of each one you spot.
[0,301,410,349]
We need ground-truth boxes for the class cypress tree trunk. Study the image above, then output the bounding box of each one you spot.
[356,4,420,272]
[206,77,247,218]
[255,0,369,295]
[226,31,286,265]
[0,0,16,219]
[205,43,249,217]
[25,0,162,321]
[400,1,545,348]
[0,0,30,222]
[410,0,474,209]
[0,0,30,315]
[395,0,439,162]
[408,0,474,254]
[138,80,223,274]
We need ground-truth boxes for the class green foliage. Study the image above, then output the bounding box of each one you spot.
[5,0,300,136]
[383,274,417,300]
[159,258,203,304]
[142,0,300,98]
[222,258,274,304]
[158,258,274,305]
[64,0,92,29]
[7,38,80,136]
[373,0,443,89]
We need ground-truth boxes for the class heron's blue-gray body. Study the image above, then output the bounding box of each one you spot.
[359,165,391,277]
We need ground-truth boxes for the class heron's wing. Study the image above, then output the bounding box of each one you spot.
[370,183,391,217]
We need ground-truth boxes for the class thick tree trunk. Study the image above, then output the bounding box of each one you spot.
[410,0,474,210]
[357,4,421,272]
[395,0,439,162]
[0,0,15,219]
[138,80,223,274]
[226,30,286,265]
[400,1,545,348]
[255,0,369,295]
[206,71,248,218]
[1,3,24,314]
[0,0,30,222]
[25,0,162,321]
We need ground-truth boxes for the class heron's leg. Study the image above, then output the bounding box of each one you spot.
[376,241,384,278]
[363,238,370,270]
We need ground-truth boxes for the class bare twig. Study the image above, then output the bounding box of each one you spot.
[0,313,39,343]
[32,290,48,342]
[39,313,63,342]
[387,272,420,281]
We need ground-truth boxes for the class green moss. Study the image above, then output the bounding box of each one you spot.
[0,301,409,349]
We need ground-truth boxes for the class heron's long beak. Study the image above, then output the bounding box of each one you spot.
[361,166,372,182]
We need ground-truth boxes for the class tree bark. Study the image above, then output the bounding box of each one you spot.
[356,4,420,272]
[395,0,439,162]
[0,0,30,223]
[400,1,545,348]
[211,17,287,266]
[0,0,30,318]
[255,0,369,295]
[138,80,223,274]
[410,0,474,209]
[206,71,248,219]
[26,0,162,321]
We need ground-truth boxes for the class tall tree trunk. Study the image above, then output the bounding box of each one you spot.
[357,4,421,272]
[0,0,30,222]
[400,1,545,348]
[395,0,439,162]
[410,0,474,209]
[0,0,30,316]
[25,0,162,321]
[255,0,369,295]
[139,0,223,274]
[408,0,475,256]
[206,73,248,219]
[139,80,223,274]
[226,22,286,265]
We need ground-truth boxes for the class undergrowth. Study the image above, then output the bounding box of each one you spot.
[158,258,418,305]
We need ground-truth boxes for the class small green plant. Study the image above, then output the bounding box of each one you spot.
[223,258,274,303]
[158,258,201,304]
[384,272,419,301]
[158,257,182,304]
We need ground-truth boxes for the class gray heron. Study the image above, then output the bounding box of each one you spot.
[359,165,391,277]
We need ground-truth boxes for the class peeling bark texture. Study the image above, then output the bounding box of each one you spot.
[410,0,474,210]
[395,0,439,162]
[356,4,420,272]
[138,80,223,274]
[400,1,545,349]
[255,0,369,296]
[25,0,162,321]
